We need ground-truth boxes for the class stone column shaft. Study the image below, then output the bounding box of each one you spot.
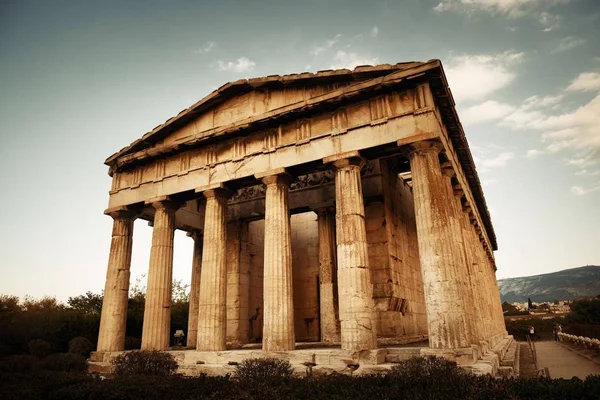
[408,141,472,349]
[197,188,229,351]
[97,209,135,353]
[327,154,377,352]
[260,171,295,352]
[141,200,179,350]
[186,232,203,348]
[317,208,341,343]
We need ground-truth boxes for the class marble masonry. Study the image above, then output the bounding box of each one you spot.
[93,60,514,376]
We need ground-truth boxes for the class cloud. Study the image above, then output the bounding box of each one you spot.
[471,144,514,173]
[445,51,523,101]
[482,152,515,168]
[310,34,342,56]
[552,36,585,53]
[461,100,515,125]
[370,26,379,38]
[193,41,216,54]
[526,149,544,159]
[216,57,256,73]
[330,51,379,70]
[523,94,564,109]
[539,12,561,31]
[433,0,571,18]
[571,184,600,196]
[566,72,600,92]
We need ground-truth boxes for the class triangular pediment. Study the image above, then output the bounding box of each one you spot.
[105,62,428,165]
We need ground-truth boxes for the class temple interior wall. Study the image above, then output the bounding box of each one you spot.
[290,212,320,342]
[364,159,427,338]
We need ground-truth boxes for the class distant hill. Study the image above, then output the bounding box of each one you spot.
[497,265,600,303]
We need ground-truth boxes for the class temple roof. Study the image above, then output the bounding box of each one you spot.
[105,60,498,250]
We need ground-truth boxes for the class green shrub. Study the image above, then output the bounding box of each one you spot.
[41,353,88,372]
[28,338,53,358]
[234,357,293,384]
[68,337,93,358]
[0,354,40,373]
[111,350,178,377]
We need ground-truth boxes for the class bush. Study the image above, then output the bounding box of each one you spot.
[234,357,294,384]
[112,350,178,377]
[0,354,40,373]
[41,353,88,372]
[68,337,93,358]
[28,338,53,358]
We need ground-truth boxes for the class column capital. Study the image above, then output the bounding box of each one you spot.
[323,150,366,170]
[403,140,444,159]
[195,183,232,199]
[145,196,183,212]
[104,206,139,220]
[255,167,293,186]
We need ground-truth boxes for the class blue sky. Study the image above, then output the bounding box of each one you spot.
[1,0,599,300]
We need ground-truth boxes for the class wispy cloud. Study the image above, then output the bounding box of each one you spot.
[539,12,562,31]
[309,34,342,56]
[445,51,523,102]
[571,184,600,196]
[566,72,600,92]
[370,26,379,38]
[192,41,216,54]
[433,0,571,18]
[461,100,515,125]
[216,57,256,73]
[552,36,585,53]
[471,144,515,173]
[330,51,379,69]
[526,149,544,159]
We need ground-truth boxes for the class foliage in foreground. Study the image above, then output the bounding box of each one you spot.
[2,355,600,400]
[111,350,178,377]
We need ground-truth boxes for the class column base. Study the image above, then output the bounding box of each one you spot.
[420,346,478,365]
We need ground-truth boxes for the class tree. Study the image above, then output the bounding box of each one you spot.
[502,302,518,313]
[67,292,103,315]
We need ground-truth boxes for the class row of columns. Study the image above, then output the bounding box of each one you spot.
[407,140,505,349]
[97,141,505,355]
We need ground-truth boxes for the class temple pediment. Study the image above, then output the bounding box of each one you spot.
[105,62,428,167]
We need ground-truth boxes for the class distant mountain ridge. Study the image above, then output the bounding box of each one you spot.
[497,265,600,303]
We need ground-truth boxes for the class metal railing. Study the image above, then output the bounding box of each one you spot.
[526,334,551,378]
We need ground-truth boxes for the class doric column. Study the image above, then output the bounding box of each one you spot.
[186,231,203,348]
[196,185,230,351]
[324,151,377,353]
[97,207,136,353]
[406,141,473,349]
[256,168,295,352]
[141,198,180,350]
[441,168,479,345]
[316,207,341,344]
[457,200,486,343]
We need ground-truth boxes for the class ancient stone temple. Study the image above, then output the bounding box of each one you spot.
[93,60,515,375]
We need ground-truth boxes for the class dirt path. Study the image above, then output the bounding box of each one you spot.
[535,341,600,379]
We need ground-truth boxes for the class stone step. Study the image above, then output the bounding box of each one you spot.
[385,348,422,363]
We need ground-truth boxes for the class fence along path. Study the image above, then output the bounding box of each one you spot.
[534,341,600,379]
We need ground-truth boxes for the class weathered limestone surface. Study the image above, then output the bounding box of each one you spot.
[226,221,250,347]
[197,188,229,351]
[97,209,135,352]
[260,171,295,352]
[408,141,472,349]
[316,208,340,343]
[186,231,203,348]
[328,153,378,352]
[141,200,179,350]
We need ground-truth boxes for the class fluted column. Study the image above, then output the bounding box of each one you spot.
[458,201,486,343]
[257,169,295,352]
[441,169,480,345]
[196,186,230,351]
[407,141,472,349]
[97,207,136,353]
[325,152,377,353]
[141,199,180,350]
[316,207,341,344]
[186,231,203,348]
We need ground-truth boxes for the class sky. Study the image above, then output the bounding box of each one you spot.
[1,0,599,301]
